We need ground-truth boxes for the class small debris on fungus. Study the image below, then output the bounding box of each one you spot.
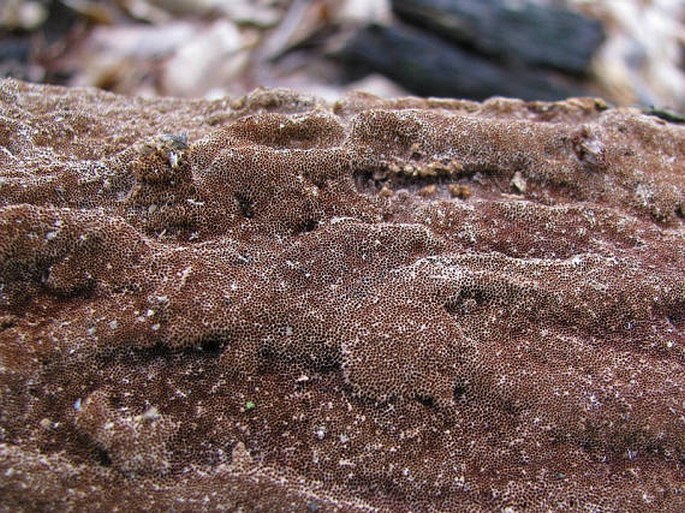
[448,183,472,199]
[511,171,527,193]
[417,184,437,197]
[379,185,394,198]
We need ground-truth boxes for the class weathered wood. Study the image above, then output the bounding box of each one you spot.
[392,0,604,75]
[338,23,586,101]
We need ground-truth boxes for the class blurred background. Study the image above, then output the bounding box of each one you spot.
[1,0,684,110]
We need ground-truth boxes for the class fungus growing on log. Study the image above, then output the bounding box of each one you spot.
[1,79,685,511]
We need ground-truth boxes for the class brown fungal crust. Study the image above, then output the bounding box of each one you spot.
[1,79,685,512]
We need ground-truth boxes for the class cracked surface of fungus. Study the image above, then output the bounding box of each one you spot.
[1,79,685,512]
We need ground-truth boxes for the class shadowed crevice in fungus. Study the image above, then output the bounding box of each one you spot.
[1,79,685,512]
[235,193,255,219]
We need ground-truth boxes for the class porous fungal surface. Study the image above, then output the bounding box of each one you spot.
[1,78,685,512]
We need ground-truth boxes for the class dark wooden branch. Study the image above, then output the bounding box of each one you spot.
[392,0,604,75]
[338,23,587,101]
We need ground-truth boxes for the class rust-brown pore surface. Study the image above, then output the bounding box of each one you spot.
[1,79,685,512]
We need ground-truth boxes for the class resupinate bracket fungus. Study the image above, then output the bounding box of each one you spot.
[1,79,685,511]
